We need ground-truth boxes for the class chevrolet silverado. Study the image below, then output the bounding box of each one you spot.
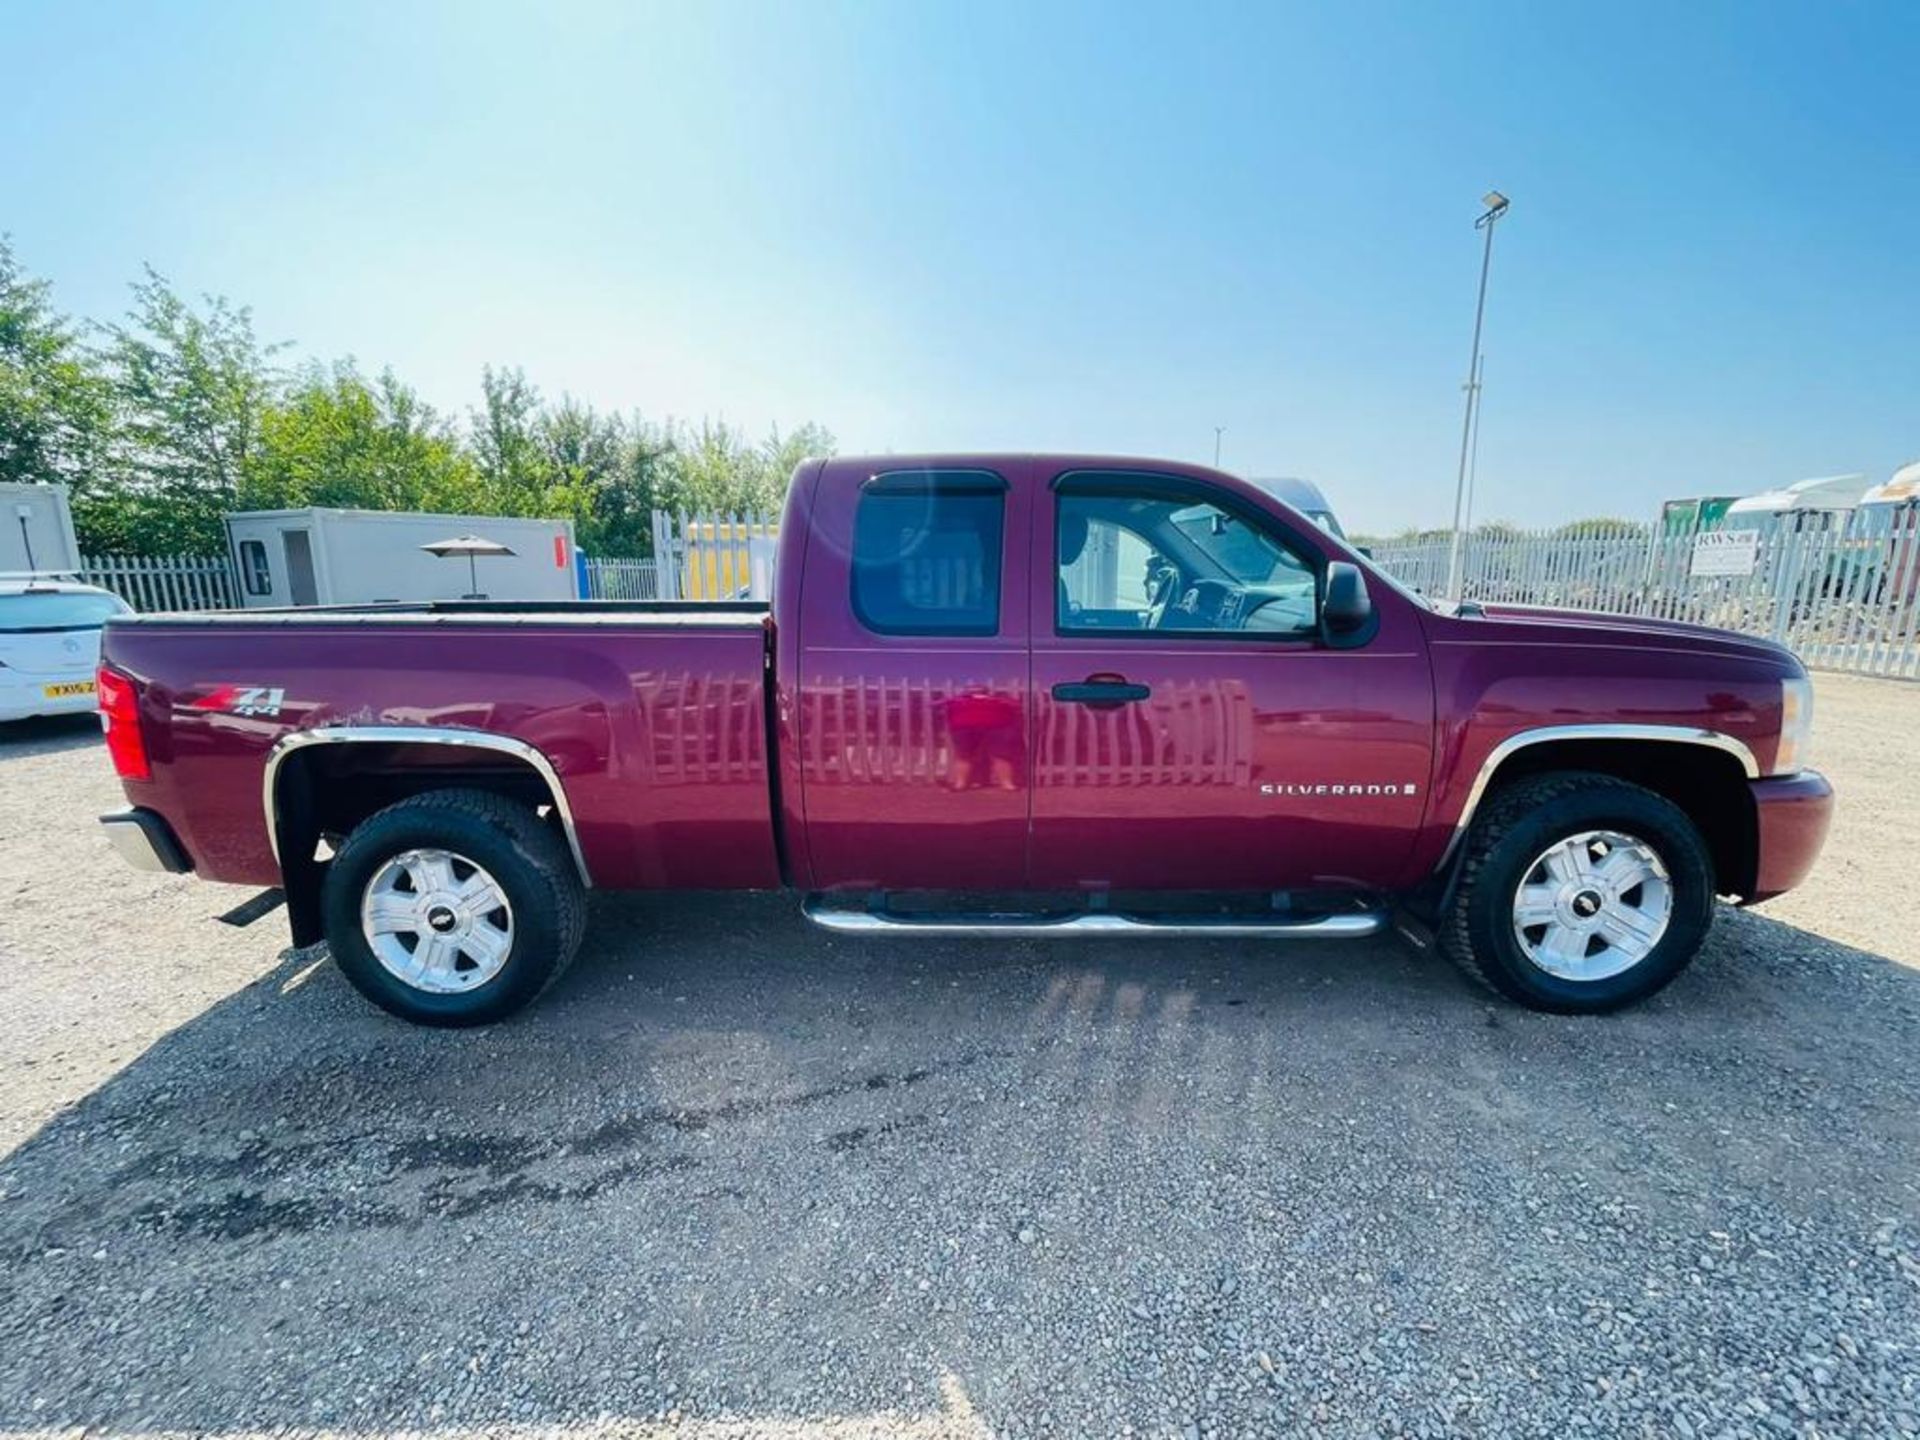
[95,454,1833,1024]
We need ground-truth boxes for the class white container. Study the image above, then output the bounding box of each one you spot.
[0,482,83,577]
[222,507,579,608]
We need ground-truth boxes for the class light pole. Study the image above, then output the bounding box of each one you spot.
[1462,352,1485,533]
[1213,426,1225,468]
[1444,190,1510,600]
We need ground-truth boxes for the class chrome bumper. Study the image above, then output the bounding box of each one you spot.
[99,809,192,875]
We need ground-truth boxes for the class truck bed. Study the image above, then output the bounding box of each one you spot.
[101,604,783,896]
[110,598,772,627]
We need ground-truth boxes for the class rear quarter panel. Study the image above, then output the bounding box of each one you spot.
[101,616,780,890]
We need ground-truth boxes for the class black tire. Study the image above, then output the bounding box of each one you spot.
[1438,771,1715,1014]
[321,788,585,1026]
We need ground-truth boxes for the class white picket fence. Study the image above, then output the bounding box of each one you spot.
[81,554,237,613]
[1367,505,1920,678]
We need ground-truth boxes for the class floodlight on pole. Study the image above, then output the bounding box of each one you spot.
[1444,191,1511,601]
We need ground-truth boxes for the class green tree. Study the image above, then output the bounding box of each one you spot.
[5,238,845,559]
[471,365,551,513]
[539,401,673,556]
[656,418,835,517]
[0,236,114,501]
[96,268,280,552]
[244,361,478,513]
[1554,517,1649,539]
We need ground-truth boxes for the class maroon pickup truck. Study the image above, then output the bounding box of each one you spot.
[96,454,1833,1025]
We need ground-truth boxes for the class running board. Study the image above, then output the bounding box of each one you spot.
[801,898,1388,940]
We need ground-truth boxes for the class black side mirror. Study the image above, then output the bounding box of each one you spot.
[1320,561,1374,645]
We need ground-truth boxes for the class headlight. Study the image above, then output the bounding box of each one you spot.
[1774,676,1814,774]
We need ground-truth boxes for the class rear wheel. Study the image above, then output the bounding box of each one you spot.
[1438,772,1715,1013]
[321,788,585,1026]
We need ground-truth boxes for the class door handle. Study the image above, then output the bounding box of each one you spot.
[1052,679,1151,707]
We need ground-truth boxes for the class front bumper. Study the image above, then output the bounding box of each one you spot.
[1743,769,1833,904]
[100,808,193,875]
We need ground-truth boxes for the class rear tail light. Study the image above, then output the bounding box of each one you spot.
[97,665,151,781]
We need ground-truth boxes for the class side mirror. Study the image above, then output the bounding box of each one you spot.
[1321,561,1373,644]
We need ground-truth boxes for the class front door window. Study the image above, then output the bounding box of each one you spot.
[1056,488,1319,637]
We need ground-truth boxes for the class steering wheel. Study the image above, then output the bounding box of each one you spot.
[1164,578,1237,629]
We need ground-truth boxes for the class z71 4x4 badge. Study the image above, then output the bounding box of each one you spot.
[190,684,287,718]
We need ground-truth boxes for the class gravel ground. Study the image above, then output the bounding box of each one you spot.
[1,675,1918,1440]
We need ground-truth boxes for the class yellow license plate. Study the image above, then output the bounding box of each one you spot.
[43,681,95,699]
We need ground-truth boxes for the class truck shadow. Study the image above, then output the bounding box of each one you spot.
[0,712,101,761]
[1,894,1917,1435]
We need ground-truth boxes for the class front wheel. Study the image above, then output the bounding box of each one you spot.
[1438,772,1715,1013]
[321,788,585,1026]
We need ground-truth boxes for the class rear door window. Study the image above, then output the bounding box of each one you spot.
[851,473,1006,636]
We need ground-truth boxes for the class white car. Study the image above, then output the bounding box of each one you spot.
[0,579,131,723]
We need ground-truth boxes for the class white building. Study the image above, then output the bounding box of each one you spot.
[223,508,579,608]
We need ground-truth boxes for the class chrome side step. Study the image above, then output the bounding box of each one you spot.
[801,898,1388,940]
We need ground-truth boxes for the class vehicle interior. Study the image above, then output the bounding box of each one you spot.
[1055,493,1318,635]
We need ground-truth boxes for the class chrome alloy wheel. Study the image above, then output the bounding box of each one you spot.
[1510,829,1673,982]
[359,848,515,993]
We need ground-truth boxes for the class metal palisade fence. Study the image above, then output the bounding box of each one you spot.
[643,509,780,601]
[581,557,661,600]
[82,554,237,613]
[1366,505,1920,679]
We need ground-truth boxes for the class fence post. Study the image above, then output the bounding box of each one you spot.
[650,510,680,599]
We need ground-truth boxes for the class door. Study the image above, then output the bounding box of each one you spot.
[283,529,319,606]
[795,460,1033,890]
[1028,466,1433,893]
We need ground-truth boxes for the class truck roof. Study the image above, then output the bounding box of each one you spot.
[826,452,1235,475]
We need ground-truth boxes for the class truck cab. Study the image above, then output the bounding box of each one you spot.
[782,457,1427,898]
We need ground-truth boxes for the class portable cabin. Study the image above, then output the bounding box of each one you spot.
[0,482,83,577]
[1723,475,1867,534]
[1858,460,1920,514]
[222,508,579,608]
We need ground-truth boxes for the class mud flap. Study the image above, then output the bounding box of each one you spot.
[282,854,329,948]
[272,756,329,948]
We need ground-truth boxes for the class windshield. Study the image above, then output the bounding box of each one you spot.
[0,591,127,631]
[1168,505,1312,586]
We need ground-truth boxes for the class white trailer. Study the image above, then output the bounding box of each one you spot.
[222,508,579,608]
[0,482,83,577]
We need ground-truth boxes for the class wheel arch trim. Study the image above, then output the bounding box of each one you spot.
[263,725,592,887]
[1438,724,1760,869]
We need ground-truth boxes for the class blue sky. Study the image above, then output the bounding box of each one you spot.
[4,0,1916,534]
